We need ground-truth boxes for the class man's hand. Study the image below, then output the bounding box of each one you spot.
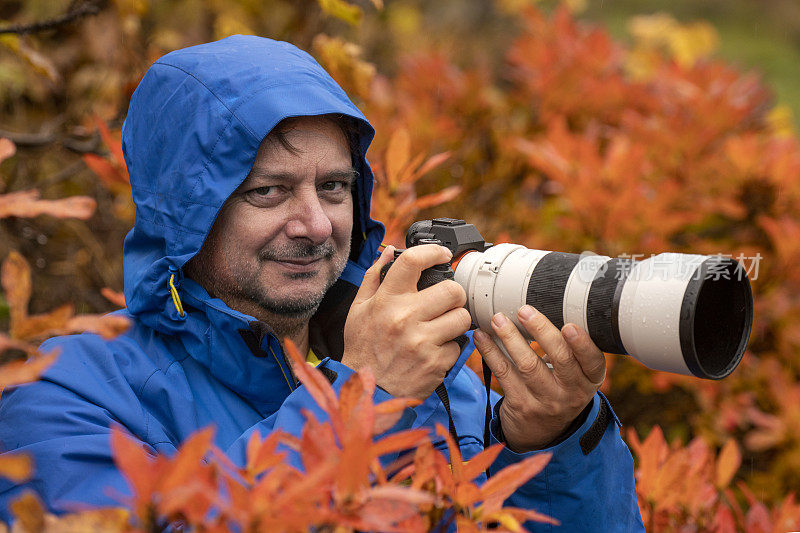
[342,244,472,400]
[473,306,606,452]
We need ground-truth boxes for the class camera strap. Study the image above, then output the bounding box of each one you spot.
[482,359,493,478]
[434,383,459,444]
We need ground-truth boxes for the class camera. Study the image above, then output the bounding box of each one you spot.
[381,218,753,380]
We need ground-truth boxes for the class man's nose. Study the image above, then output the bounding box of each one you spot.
[285,190,333,244]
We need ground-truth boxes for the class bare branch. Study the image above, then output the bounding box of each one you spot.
[0,0,108,36]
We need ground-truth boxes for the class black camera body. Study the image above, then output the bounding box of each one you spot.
[379,218,491,291]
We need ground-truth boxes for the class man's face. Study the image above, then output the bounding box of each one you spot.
[188,116,355,320]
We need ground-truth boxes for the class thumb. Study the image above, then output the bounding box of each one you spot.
[353,245,395,305]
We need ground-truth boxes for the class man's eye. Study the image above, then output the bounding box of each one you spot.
[320,181,347,192]
[249,186,277,197]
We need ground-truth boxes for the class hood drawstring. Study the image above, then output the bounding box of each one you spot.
[169,273,186,317]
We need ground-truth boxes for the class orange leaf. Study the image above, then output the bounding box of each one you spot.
[283,338,342,433]
[44,508,130,530]
[66,314,131,339]
[0,453,32,482]
[1,250,31,327]
[385,128,411,188]
[461,443,504,482]
[110,426,158,505]
[93,115,126,169]
[160,426,215,493]
[0,137,15,165]
[411,151,451,180]
[0,190,96,219]
[410,185,461,211]
[10,491,45,533]
[246,430,288,476]
[0,333,37,357]
[101,288,127,308]
[373,397,421,434]
[12,304,74,341]
[480,452,551,511]
[83,153,128,189]
[715,439,741,489]
[371,429,430,458]
[436,423,463,481]
[0,350,58,390]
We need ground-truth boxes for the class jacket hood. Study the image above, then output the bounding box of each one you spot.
[121,35,384,327]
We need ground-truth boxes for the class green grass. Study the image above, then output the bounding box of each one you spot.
[582,0,800,124]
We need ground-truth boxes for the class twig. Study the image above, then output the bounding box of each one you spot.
[0,0,108,36]
[0,123,100,154]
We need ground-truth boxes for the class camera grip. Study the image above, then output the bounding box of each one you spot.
[379,259,454,292]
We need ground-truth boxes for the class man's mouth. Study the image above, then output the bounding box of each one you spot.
[268,256,330,275]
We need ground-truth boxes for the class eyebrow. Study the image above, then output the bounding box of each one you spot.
[242,169,359,187]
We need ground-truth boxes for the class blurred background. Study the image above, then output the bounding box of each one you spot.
[1,0,800,529]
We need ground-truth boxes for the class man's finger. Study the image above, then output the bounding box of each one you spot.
[490,312,554,392]
[562,323,606,386]
[472,329,525,394]
[379,244,452,295]
[426,307,472,346]
[353,245,395,304]
[416,280,466,320]
[517,305,583,387]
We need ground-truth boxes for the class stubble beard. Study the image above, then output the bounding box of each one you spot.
[237,240,350,320]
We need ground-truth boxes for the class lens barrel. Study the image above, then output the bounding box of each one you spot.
[453,245,753,379]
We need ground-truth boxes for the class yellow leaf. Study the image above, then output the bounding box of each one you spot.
[669,22,718,67]
[715,439,741,489]
[768,105,796,138]
[317,0,363,26]
[44,507,130,530]
[495,511,522,532]
[312,34,376,99]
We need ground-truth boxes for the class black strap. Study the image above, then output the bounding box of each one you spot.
[482,358,493,478]
[579,394,613,455]
[434,383,459,444]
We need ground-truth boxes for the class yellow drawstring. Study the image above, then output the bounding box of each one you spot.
[169,273,185,317]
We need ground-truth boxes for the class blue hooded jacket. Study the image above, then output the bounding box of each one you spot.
[0,36,643,531]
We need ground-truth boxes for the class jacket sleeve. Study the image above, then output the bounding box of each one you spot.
[486,390,645,532]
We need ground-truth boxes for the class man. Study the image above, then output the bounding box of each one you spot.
[0,36,644,530]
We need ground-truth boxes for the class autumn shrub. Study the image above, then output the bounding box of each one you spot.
[2,0,800,531]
